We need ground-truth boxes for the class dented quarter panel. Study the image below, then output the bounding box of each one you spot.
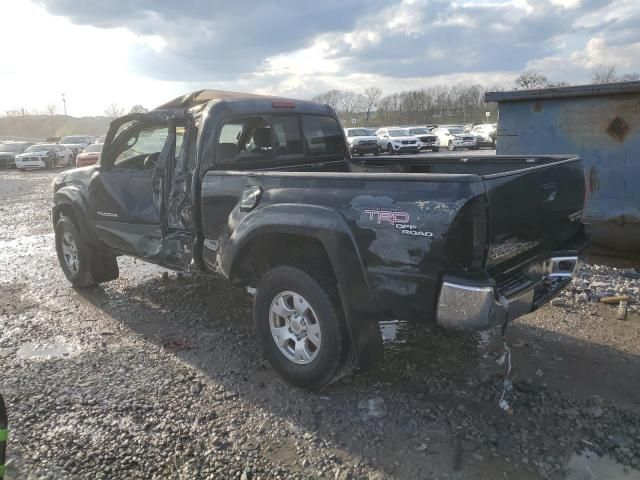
[493,91,640,254]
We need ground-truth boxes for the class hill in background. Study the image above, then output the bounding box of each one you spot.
[0,115,112,141]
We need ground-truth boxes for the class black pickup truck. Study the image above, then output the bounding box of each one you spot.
[52,90,586,388]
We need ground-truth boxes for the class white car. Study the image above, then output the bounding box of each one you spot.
[376,127,420,155]
[59,135,93,156]
[408,126,440,152]
[471,123,497,147]
[432,126,478,151]
[15,144,72,170]
[344,128,380,156]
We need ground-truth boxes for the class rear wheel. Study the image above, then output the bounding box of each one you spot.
[254,265,348,389]
[55,215,119,287]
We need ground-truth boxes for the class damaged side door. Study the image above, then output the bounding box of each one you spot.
[88,113,175,262]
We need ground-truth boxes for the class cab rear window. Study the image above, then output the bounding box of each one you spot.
[302,116,344,156]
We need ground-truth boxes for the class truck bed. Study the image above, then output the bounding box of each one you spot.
[201,154,585,325]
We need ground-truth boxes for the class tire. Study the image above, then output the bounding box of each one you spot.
[432,147,440,153]
[448,141,455,151]
[374,150,379,156]
[387,143,394,155]
[55,215,119,288]
[45,158,53,170]
[254,265,348,389]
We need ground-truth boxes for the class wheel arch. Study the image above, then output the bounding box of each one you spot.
[52,187,100,247]
[217,204,384,369]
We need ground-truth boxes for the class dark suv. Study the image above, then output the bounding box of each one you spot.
[0,142,33,168]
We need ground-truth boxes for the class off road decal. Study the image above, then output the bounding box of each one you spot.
[363,209,433,238]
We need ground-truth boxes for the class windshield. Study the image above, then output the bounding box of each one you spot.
[409,128,428,135]
[448,128,465,134]
[388,129,410,137]
[24,145,54,153]
[83,144,102,153]
[347,129,371,137]
[0,143,26,152]
[60,136,87,144]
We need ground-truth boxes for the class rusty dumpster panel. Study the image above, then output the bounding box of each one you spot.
[490,89,640,256]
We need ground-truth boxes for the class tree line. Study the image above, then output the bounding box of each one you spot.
[313,85,498,127]
[313,63,640,127]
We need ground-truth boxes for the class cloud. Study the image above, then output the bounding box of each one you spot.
[42,0,636,85]
[18,0,640,110]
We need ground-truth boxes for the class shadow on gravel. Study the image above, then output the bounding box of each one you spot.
[73,273,640,479]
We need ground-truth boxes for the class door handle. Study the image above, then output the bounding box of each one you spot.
[240,185,262,212]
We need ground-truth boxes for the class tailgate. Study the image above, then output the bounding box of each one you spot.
[483,156,585,273]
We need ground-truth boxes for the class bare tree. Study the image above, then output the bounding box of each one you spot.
[362,87,382,122]
[591,64,618,84]
[312,89,343,110]
[620,72,640,82]
[104,103,125,118]
[514,71,549,90]
[46,104,58,116]
[340,90,364,117]
[129,104,148,114]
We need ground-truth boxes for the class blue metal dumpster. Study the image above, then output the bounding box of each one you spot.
[486,81,640,260]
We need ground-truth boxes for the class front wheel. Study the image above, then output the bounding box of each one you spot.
[254,265,348,389]
[55,215,119,287]
[387,144,394,155]
[448,141,455,151]
[432,147,440,152]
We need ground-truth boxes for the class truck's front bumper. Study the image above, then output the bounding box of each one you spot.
[436,254,579,331]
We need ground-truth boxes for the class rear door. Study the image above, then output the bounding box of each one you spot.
[88,115,174,261]
[163,117,198,268]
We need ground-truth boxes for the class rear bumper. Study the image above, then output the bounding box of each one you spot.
[436,254,579,331]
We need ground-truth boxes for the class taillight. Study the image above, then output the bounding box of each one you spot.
[444,195,488,270]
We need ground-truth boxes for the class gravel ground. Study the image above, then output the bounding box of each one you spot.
[1,168,639,480]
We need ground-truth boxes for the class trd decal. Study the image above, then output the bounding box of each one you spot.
[363,209,433,238]
[364,209,409,225]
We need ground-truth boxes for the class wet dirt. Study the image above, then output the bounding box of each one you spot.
[0,169,638,479]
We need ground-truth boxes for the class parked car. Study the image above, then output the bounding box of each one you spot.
[432,126,478,151]
[0,141,33,168]
[408,126,440,152]
[94,135,106,144]
[15,144,71,170]
[59,135,93,159]
[376,127,420,154]
[75,143,103,167]
[344,128,379,156]
[51,90,586,389]
[471,123,497,148]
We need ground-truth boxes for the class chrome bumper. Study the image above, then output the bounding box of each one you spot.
[436,254,579,331]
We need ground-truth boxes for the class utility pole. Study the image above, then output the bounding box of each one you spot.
[61,93,67,116]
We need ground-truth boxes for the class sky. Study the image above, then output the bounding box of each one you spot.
[0,0,638,117]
